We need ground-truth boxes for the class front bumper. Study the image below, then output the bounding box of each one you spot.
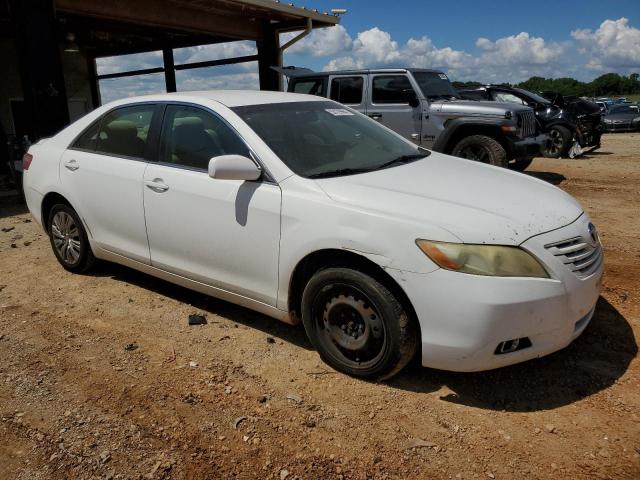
[507,133,549,159]
[388,214,603,372]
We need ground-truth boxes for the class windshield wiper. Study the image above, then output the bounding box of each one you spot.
[308,167,373,179]
[375,153,428,171]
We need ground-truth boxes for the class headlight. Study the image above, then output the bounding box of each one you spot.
[603,118,613,123]
[416,240,549,278]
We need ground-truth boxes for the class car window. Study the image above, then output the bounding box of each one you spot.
[159,105,249,170]
[291,78,325,97]
[94,105,155,158]
[330,77,364,104]
[610,105,638,114]
[492,92,526,105]
[72,120,101,151]
[372,75,415,104]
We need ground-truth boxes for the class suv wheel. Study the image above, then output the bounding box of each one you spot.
[301,267,418,380]
[543,125,572,158]
[48,204,96,273]
[451,135,508,168]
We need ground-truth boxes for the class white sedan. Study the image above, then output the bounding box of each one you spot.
[22,91,603,379]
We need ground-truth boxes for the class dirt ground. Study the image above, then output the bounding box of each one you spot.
[1,133,639,480]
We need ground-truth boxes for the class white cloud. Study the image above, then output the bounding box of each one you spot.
[571,17,640,71]
[283,25,352,57]
[475,32,564,65]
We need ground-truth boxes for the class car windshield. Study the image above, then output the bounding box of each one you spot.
[610,105,638,114]
[232,101,429,178]
[514,88,551,105]
[412,71,460,100]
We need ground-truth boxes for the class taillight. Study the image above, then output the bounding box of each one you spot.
[22,153,33,170]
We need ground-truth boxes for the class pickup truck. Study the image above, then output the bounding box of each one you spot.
[278,67,548,170]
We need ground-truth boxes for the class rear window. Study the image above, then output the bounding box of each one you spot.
[290,78,325,97]
[330,76,364,104]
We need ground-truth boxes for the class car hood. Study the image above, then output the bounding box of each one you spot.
[430,99,530,117]
[314,153,583,245]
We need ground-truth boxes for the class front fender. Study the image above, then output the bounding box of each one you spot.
[432,117,506,153]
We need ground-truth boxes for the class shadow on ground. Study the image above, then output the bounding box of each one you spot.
[0,198,28,219]
[88,261,314,351]
[82,253,636,413]
[525,171,566,185]
[389,296,636,412]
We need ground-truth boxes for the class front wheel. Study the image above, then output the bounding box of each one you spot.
[543,125,572,158]
[301,267,419,380]
[451,135,508,168]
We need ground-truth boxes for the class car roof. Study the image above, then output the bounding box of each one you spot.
[102,90,328,108]
[284,67,445,78]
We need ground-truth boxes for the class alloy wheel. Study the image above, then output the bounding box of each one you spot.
[51,211,81,265]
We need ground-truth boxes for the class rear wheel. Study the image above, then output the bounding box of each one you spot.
[301,267,418,380]
[451,135,508,168]
[543,125,572,158]
[47,204,95,273]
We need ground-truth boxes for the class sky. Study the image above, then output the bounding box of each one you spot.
[97,0,640,103]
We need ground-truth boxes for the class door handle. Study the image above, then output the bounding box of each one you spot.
[64,159,79,171]
[411,133,419,140]
[368,112,383,120]
[145,179,169,193]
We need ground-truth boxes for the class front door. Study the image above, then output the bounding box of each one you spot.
[142,104,282,305]
[366,74,422,144]
[60,103,158,263]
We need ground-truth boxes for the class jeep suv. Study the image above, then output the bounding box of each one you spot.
[278,67,547,170]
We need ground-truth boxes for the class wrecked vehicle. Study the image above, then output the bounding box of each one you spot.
[458,85,602,158]
[279,67,547,171]
[23,91,602,380]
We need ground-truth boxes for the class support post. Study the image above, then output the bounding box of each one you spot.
[257,22,280,91]
[11,0,70,140]
[86,55,102,108]
[163,48,177,93]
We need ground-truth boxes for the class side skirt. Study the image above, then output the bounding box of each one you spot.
[93,246,297,325]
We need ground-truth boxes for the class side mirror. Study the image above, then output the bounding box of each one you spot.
[404,89,420,108]
[208,154,261,181]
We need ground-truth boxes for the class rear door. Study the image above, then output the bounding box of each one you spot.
[366,74,422,143]
[328,75,367,114]
[60,103,159,263]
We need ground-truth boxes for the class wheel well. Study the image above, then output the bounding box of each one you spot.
[41,192,71,232]
[288,249,419,327]
[444,124,508,154]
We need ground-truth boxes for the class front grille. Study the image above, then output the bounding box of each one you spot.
[544,237,603,278]
[517,110,536,138]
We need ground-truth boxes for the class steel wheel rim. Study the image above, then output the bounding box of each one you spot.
[459,145,489,163]
[51,211,81,265]
[314,284,387,369]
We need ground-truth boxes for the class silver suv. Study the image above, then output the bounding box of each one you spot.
[280,67,548,170]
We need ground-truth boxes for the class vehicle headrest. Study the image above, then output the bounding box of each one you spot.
[173,116,208,152]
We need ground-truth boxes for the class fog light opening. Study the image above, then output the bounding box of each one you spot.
[494,337,532,355]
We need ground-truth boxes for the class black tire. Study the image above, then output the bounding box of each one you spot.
[451,135,508,168]
[510,157,534,171]
[301,267,419,380]
[543,125,572,158]
[47,203,96,273]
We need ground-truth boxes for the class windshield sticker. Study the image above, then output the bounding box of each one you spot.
[325,108,354,116]
[438,73,448,80]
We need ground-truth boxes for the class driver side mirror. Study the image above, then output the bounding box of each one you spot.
[208,154,261,181]
[403,89,420,108]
